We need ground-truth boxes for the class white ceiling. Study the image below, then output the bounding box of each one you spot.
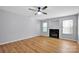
[0,6,79,20]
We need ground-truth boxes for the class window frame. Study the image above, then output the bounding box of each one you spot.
[62,19,73,34]
[42,22,48,33]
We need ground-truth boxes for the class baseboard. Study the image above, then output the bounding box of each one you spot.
[41,35,77,42]
[0,35,78,45]
[0,35,39,45]
[60,38,77,42]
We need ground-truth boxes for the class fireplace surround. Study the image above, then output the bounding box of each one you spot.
[49,29,59,38]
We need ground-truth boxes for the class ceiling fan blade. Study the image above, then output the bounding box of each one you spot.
[42,12,47,15]
[35,13,37,15]
[28,8,37,11]
[42,6,47,10]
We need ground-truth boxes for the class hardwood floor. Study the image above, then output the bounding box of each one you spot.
[0,36,79,53]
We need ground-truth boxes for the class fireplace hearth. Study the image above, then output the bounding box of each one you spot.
[49,29,59,38]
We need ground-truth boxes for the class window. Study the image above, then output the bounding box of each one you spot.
[63,20,73,34]
[42,22,48,32]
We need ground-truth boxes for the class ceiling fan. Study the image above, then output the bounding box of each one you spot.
[28,6,47,15]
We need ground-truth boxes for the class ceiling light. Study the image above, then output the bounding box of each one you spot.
[37,11,42,15]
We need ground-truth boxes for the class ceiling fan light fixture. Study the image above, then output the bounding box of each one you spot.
[37,11,42,15]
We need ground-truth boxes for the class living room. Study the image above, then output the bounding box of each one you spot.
[0,6,79,53]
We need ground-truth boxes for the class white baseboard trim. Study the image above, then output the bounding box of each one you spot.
[0,35,39,45]
[59,37,77,42]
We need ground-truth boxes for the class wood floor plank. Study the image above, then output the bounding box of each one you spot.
[0,45,4,53]
[0,36,79,53]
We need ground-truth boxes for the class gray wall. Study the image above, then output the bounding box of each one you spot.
[78,14,79,41]
[40,19,60,36]
[59,14,78,40]
[40,14,78,41]
[0,9,40,44]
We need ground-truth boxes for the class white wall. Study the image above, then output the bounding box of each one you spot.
[0,9,40,45]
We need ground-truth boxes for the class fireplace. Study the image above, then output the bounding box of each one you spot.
[49,29,59,38]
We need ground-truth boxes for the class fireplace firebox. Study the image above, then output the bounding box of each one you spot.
[49,29,59,38]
